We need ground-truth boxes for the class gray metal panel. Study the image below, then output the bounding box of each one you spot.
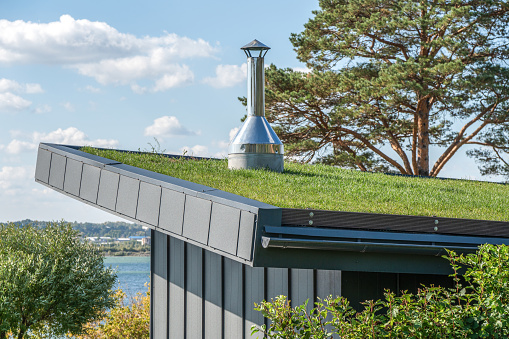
[40,143,121,167]
[35,147,52,183]
[196,188,278,214]
[48,153,66,190]
[267,267,288,301]
[63,158,83,196]
[106,163,215,196]
[169,237,185,339]
[316,270,342,300]
[159,188,185,235]
[208,203,241,255]
[204,250,222,339]
[244,266,265,338]
[153,231,167,339]
[186,244,203,339]
[237,211,256,260]
[182,195,212,245]
[290,269,314,312]
[116,175,140,218]
[224,257,243,339]
[80,164,101,203]
[96,170,120,211]
[316,270,342,337]
[137,182,162,227]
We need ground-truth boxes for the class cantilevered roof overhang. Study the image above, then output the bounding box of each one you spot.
[35,143,509,275]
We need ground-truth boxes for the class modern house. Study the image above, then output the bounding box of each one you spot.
[35,142,509,339]
[34,39,509,338]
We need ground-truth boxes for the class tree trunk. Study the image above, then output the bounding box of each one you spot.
[416,98,431,176]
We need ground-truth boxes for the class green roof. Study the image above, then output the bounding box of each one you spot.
[82,147,509,222]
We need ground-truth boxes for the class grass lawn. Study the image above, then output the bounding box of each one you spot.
[82,147,509,222]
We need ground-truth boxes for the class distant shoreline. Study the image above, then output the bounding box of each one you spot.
[99,249,150,257]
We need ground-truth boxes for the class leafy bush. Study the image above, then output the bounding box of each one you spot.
[77,285,150,339]
[253,244,509,338]
[0,222,117,339]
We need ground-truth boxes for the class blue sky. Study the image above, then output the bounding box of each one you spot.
[0,0,496,223]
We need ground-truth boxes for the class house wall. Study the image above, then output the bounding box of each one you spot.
[151,230,454,339]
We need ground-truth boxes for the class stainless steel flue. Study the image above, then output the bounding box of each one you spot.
[228,39,284,172]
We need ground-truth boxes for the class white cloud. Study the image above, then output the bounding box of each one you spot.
[1,139,37,154]
[0,78,44,93]
[0,78,43,112]
[229,127,240,141]
[144,116,197,138]
[83,85,101,93]
[0,78,21,92]
[180,145,209,157]
[34,104,52,114]
[203,63,247,88]
[25,83,44,93]
[0,92,31,111]
[0,15,216,92]
[0,127,119,155]
[153,67,194,91]
[33,127,118,147]
[61,101,75,112]
[0,166,33,194]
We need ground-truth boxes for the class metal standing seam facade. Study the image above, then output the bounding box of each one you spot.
[35,143,509,339]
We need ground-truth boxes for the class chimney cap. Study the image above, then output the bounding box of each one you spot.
[241,39,270,51]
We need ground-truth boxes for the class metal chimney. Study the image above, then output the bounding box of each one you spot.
[228,39,284,172]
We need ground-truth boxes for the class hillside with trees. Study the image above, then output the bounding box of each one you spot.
[9,219,148,238]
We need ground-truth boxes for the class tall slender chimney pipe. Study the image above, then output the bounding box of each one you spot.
[228,39,284,172]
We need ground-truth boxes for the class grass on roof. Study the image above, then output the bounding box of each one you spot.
[82,147,509,222]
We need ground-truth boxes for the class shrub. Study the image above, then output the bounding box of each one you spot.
[77,285,150,339]
[253,244,509,338]
[0,222,116,339]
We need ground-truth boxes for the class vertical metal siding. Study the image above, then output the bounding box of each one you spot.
[153,230,168,339]
[153,234,351,338]
[223,257,243,339]
[290,269,314,312]
[169,237,185,339]
[244,267,265,339]
[266,268,289,301]
[186,244,203,339]
[204,250,223,339]
[316,270,342,300]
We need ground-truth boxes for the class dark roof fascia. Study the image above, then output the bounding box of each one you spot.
[261,225,509,255]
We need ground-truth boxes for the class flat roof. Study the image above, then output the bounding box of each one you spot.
[35,143,509,275]
[82,146,509,222]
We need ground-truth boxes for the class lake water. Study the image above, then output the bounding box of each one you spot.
[104,256,151,300]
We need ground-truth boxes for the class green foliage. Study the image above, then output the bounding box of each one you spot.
[82,147,509,221]
[77,286,150,339]
[253,244,509,338]
[259,0,509,177]
[0,222,117,339]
